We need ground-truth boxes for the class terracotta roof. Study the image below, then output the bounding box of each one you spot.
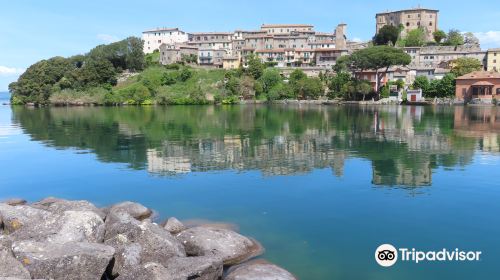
[471,81,495,86]
[456,71,500,80]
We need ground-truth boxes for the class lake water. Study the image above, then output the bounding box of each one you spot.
[1,96,499,279]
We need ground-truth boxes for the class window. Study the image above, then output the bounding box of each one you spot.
[494,60,497,63]
[497,88,500,95]
[429,22,433,26]
[406,22,410,27]
[408,15,411,18]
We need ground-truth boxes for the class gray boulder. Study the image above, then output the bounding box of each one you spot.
[0,248,31,279]
[176,227,263,265]
[0,204,51,234]
[105,201,152,221]
[31,197,105,219]
[104,212,185,276]
[9,210,105,244]
[1,199,27,207]
[224,260,297,280]
[118,256,222,280]
[163,217,185,234]
[11,240,115,280]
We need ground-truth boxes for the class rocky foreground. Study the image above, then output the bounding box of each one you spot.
[0,198,297,280]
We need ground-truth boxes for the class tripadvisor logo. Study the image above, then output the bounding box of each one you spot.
[375,244,482,267]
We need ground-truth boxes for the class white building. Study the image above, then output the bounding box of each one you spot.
[142,28,189,54]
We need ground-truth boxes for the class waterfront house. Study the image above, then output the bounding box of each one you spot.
[455,71,500,102]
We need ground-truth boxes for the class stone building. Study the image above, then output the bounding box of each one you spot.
[142,28,189,54]
[159,44,198,65]
[376,7,438,41]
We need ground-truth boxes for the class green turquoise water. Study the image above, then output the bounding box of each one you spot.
[1,95,499,279]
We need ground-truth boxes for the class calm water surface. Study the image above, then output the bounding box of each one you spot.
[1,93,499,279]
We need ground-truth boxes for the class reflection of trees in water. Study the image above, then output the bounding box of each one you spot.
[12,105,497,187]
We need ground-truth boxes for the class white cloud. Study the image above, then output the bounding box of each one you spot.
[351,37,363,43]
[0,66,25,76]
[97,34,119,43]
[472,31,500,49]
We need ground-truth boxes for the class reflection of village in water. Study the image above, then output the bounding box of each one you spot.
[141,106,498,187]
[13,105,499,188]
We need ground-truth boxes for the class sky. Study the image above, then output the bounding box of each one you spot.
[1,0,500,91]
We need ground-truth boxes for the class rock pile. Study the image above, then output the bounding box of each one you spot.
[0,197,297,280]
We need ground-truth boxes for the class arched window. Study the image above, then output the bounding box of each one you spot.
[406,22,410,27]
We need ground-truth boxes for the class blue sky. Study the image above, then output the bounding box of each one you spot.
[1,0,500,91]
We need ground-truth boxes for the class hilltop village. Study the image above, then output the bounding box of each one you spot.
[145,7,500,104]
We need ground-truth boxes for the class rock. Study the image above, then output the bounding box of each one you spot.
[225,260,297,280]
[104,212,185,276]
[0,248,31,279]
[31,197,105,219]
[106,201,152,221]
[0,204,51,234]
[1,199,27,207]
[9,210,105,244]
[118,256,222,280]
[11,240,115,280]
[163,217,185,234]
[163,256,223,280]
[176,227,263,265]
[183,219,239,232]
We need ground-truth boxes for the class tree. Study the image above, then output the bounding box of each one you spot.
[260,68,282,93]
[412,76,430,93]
[445,29,464,46]
[451,57,482,76]
[433,30,447,43]
[328,72,351,98]
[434,73,456,97]
[245,54,264,79]
[463,32,479,46]
[405,28,426,47]
[373,25,400,46]
[344,46,411,94]
[289,69,307,83]
[300,78,324,99]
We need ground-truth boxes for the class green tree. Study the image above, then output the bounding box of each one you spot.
[295,77,323,99]
[405,28,426,47]
[260,68,282,93]
[445,29,464,46]
[289,69,307,83]
[245,54,264,79]
[9,56,74,104]
[433,30,447,44]
[344,46,411,94]
[451,57,482,76]
[434,73,456,97]
[373,25,401,46]
[412,76,430,93]
[328,72,351,98]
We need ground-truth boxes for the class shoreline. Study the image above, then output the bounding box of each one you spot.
[6,98,498,107]
[0,197,298,280]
